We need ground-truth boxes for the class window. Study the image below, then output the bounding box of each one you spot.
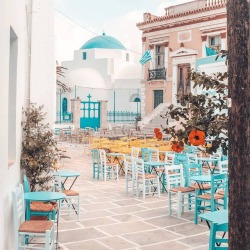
[155,45,165,69]
[82,52,87,60]
[126,53,129,61]
[209,36,221,50]
[8,27,18,166]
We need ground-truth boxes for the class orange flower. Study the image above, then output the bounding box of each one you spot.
[154,128,160,134]
[156,132,162,140]
[172,141,184,153]
[188,130,205,146]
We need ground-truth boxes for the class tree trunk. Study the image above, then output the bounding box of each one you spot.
[227,0,250,249]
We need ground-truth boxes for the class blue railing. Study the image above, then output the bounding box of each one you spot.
[56,112,73,123]
[107,111,140,124]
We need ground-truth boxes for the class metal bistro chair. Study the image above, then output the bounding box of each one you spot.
[12,184,55,250]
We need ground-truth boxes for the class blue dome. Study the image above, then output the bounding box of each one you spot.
[80,33,126,50]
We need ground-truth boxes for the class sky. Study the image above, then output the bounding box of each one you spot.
[54,0,191,63]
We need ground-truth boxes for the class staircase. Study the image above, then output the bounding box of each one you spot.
[139,103,175,134]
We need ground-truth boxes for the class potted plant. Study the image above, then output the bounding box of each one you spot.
[20,104,58,191]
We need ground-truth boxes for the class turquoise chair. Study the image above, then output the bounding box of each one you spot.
[91,149,100,179]
[141,148,152,162]
[209,222,228,250]
[23,175,56,220]
[194,173,228,224]
[12,184,55,250]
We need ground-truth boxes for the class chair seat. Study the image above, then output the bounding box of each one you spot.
[30,202,54,212]
[170,186,195,193]
[197,193,224,200]
[217,190,225,195]
[138,173,157,179]
[189,183,211,190]
[155,167,165,172]
[19,220,53,233]
[63,189,79,196]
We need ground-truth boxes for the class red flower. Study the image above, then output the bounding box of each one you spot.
[156,132,162,140]
[172,141,184,153]
[188,130,205,146]
[154,128,160,134]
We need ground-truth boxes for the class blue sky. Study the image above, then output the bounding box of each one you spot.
[54,0,191,62]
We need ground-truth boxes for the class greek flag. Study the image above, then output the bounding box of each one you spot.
[205,45,217,56]
[139,49,152,65]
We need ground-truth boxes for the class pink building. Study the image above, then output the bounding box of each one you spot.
[137,0,227,117]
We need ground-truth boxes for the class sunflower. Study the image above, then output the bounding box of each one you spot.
[188,130,205,146]
[156,132,162,140]
[171,141,184,153]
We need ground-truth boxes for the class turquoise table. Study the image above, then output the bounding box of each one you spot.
[200,210,228,250]
[56,170,81,190]
[24,191,66,220]
[144,161,169,193]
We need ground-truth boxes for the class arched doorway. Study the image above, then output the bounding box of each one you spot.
[62,97,68,113]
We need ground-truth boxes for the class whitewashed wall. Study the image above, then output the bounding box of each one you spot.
[0,0,55,248]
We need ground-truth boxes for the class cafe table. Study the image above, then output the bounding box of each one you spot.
[56,170,81,190]
[24,191,66,249]
[199,209,228,250]
[144,161,169,193]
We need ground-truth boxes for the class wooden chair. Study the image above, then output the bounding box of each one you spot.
[99,149,119,181]
[134,158,160,199]
[165,164,195,219]
[12,184,55,250]
[124,155,135,195]
[23,175,57,220]
[54,173,80,221]
[194,174,228,224]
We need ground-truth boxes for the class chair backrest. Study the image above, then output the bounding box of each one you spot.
[163,151,175,165]
[99,149,107,166]
[91,149,100,164]
[141,148,152,162]
[151,148,159,162]
[217,160,228,174]
[211,173,228,207]
[133,157,145,177]
[23,175,30,193]
[187,153,198,164]
[185,163,202,187]
[124,155,134,173]
[165,164,184,191]
[12,184,25,238]
[131,147,140,158]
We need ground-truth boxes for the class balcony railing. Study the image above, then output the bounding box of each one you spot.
[148,68,166,80]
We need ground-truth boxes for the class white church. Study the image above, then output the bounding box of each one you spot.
[57,33,142,129]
